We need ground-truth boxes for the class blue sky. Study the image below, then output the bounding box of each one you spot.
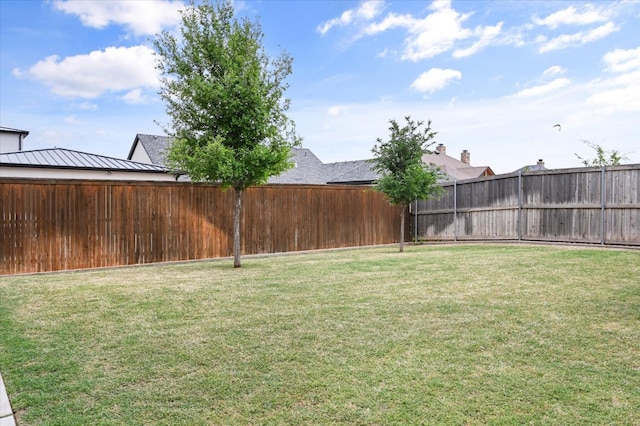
[1,0,639,174]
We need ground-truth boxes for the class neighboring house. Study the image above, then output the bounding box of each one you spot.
[267,148,327,184]
[128,135,379,185]
[127,133,172,166]
[0,148,178,181]
[325,159,379,185]
[0,126,29,153]
[127,134,493,185]
[515,159,547,173]
[422,144,494,181]
[269,149,378,185]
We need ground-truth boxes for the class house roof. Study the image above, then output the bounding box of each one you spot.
[0,148,171,173]
[0,126,29,136]
[268,148,325,184]
[125,133,494,184]
[268,149,378,185]
[422,151,493,181]
[128,134,171,165]
[515,164,547,173]
[325,160,379,185]
[124,134,405,185]
[126,134,378,185]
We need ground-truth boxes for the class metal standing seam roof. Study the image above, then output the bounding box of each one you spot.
[0,148,171,173]
[0,126,29,134]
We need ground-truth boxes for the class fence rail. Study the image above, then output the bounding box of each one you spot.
[1,180,403,275]
[413,164,639,246]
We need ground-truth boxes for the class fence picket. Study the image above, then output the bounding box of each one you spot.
[1,181,402,274]
[415,164,640,246]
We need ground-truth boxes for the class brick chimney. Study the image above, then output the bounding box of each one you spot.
[435,144,446,155]
[461,149,470,165]
[537,159,545,167]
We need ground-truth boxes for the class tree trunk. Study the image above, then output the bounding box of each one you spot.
[233,187,243,268]
[399,205,405,253]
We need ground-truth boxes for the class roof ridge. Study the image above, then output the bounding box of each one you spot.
[1,148,170,172]
[4,147,163,167]
[0,126,29,133]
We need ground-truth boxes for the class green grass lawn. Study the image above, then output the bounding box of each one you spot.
[1,244,639,425]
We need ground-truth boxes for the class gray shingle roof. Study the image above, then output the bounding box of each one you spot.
[515,164,547,173]
[126,134,378,185]
[268,148,326,184]
[268,149,379,185]
[126,134,495,185]
[129,134,172,165]
[0,148,170,173]
[325,160,379,184]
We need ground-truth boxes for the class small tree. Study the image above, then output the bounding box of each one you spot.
[154,0,300,267]
[371,116,443,252]
[575,140,629,167]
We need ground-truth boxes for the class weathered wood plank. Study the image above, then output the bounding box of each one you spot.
[415,165,640,246]
[1,180,402,274]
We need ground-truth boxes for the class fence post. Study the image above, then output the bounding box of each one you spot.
[453,180,458,242]
[414,199,418,243]
[601,165,606,245]
[518,171,522,241]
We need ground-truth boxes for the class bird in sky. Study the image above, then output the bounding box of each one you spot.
[553,124,561,131]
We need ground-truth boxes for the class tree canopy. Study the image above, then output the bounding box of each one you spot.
[371,116,442,252]
[154,0,299,267]
[575,140,629,167]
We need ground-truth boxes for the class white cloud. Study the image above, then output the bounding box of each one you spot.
[377,48,390,58]
[64,115,80,124]
[357,1,384,20]
[366,1,472,61]
[317,1,385,35]
[364,12,412,35]
[122,88,151,105]
[585,76,640,113]
[72,101,98,111]
[542,65,566,78]
[363,0,506,61]
[538,22,619,53]
[318,10,354,35]
[603,46,640,72]
[52,0,184,36]
[453,22,503,58]
[14,45,160,99]
[327,104,352,116]
[410,68,462,94]
[584,47,640,113]
[535,34,547,44]
[533,4,614,29]
[513,78,571,98]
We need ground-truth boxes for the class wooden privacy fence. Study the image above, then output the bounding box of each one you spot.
[414,164,639,246]
[1,180,404,275]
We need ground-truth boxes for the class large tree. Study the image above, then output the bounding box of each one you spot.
[371,116,442,252]
[154,0,299,267]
